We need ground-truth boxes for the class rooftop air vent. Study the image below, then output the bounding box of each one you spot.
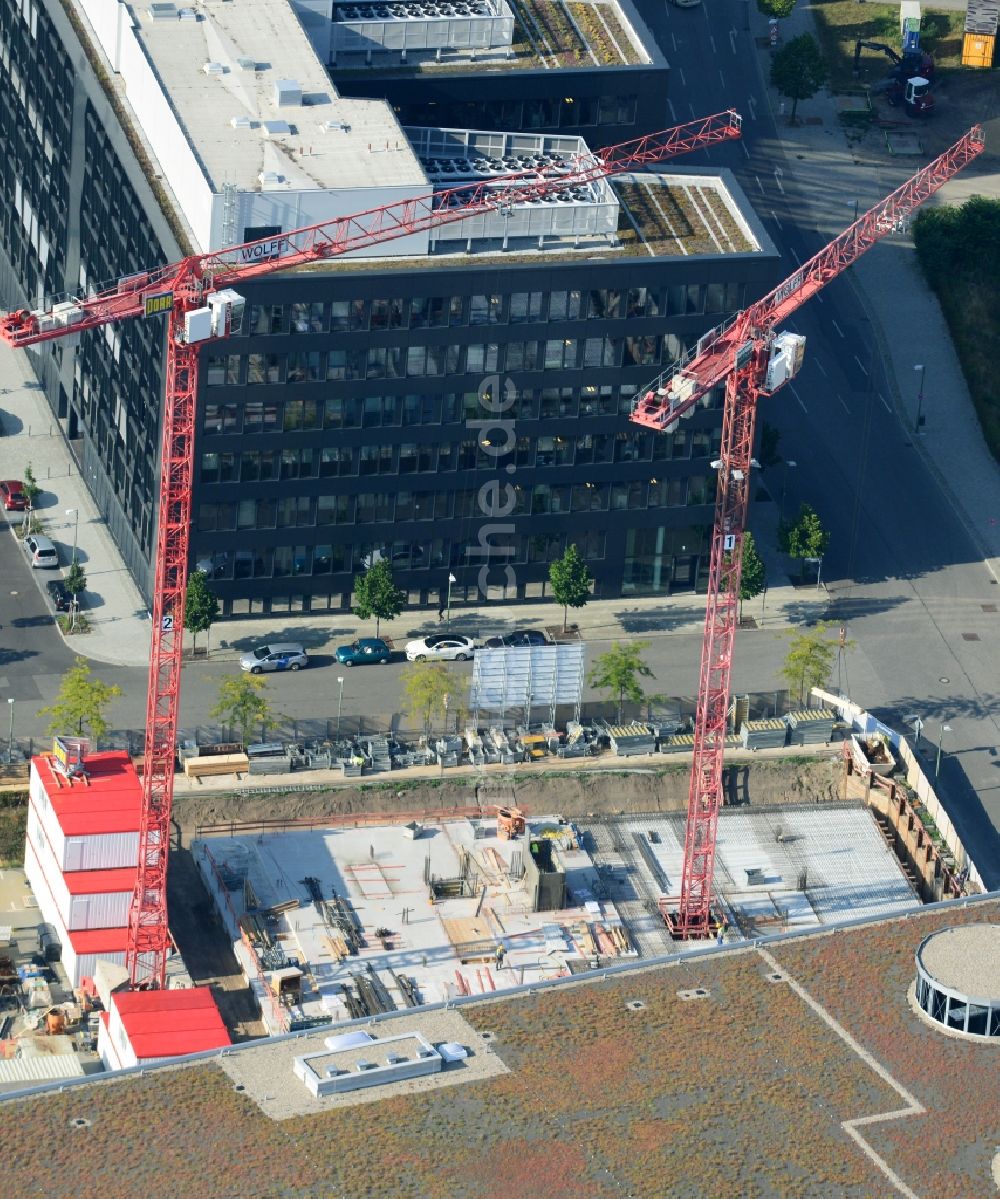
[261,120,291,138]
[148,2,178,17]
[203,61,225,74]
[258,171,284,186]
[230,115,253,129]
[178,7,197,18]
[236,56,256,71]
[319,120,351,133]
[273,78,302,107]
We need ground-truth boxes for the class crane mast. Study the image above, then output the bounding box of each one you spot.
[631,125,985,939]
[0,112,741,987]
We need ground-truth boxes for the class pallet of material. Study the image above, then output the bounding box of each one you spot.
[660,733,741,754]
[184,752,250,778]
[740,720,788,750]
[783,708,836,745]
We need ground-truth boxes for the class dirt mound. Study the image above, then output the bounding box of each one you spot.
[174,756,843,836]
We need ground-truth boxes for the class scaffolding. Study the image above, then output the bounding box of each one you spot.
[470,644,586,726]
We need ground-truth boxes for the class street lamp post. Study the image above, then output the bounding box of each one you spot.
[6,698,14,765]
[913,364,925,434]
[935,723,952,780]
[446,572,457,627]
[336,676,345,739]
[65,507,79,565]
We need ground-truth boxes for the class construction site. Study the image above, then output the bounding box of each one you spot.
[193,792,922,1036]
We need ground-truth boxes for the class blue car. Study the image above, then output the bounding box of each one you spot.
[336,638,392,667]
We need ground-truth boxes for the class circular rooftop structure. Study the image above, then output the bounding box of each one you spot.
[915,924,1000,1039]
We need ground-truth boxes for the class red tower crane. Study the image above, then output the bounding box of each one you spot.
[631,126,985,940]
[0,111,742,987]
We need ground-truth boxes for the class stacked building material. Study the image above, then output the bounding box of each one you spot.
[740,719,788,750]
[602,722,656,757]
[784,709,836,745]
[660,733,742,754]
[246,742,292,775]
[24,749,144,986]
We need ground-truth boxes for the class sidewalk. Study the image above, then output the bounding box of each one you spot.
[0,342,151,667]
[750,2,1000,582]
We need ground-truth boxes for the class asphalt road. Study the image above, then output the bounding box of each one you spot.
[635,0,1000,881]
[0,513,80,742]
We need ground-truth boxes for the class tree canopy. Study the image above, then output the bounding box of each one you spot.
[770,33,828,122]
[588,641,655,723]
[758,0,795,16]
[38,657,122,743]
[401,660,460,734]
[185,569,220,651]
[780,502,831,570]
[780,622,845,704]
[353,557,406,637]
[209,674,275,746]
[548,544,593,631]
[738,532,767,615]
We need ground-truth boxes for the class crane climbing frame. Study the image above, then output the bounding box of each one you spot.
[0,110,742,988]
[631,124,984,939]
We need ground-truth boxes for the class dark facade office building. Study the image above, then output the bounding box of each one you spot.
[1,0,779,619]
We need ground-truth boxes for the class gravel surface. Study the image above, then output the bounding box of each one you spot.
[216,1008,507,1120]
[918,924,1000,996]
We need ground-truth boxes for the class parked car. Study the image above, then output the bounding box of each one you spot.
[404,634,476,662]
[0,480,27,510]
[24,534,59,569]
[335,638,392,667]
[482,629,550,649]
[239,642,308,674]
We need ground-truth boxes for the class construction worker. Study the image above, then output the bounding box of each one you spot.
[495,942,505,970]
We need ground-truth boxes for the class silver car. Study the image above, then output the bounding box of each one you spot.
[24,534,59,569]
[239,642,308,674]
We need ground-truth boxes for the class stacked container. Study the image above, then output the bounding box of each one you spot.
[23,750,143,986]
[963,0,998,67]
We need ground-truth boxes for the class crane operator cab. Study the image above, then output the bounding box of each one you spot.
[888,75,935,117]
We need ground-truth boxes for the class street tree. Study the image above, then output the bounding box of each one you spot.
[780,501,830,581]
[588,640,655,723]
[770,33,828,124]
[185,569,220,654]
[353,557,406,637]
[738,532,767,619]
[38,657,122,744]
[780,622,845,704]
[401,660,460,734]
[210,674,275,746]
[21,463,40,532]
[64,561,87,632]
[757,0,795,16]
[548,543,593,632]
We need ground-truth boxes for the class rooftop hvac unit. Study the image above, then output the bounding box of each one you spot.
[261,120,291,138]
[203,61,225,74]
[274,78,302,107]
[230,115,253,128]
[178,7,197,18]
[257,171,284,186]
[236,56,256,71]
[148,2,178,17]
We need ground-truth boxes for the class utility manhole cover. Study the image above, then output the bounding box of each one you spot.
[962,633,981,642]
[939,677,950,684]
[982,604,997,613]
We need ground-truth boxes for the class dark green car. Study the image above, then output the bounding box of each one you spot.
[335,637,392,666]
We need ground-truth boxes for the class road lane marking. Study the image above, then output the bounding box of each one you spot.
[838,394,851,413]
[832,319,845,338]
[755,174,765,194]
[741,139,750,159]
[667,98,677,122]
[789,246,800,263]
[771,209,783,229]
[853,354,868,376]
[709,34,716,53]
[747,96,757,120]
[814,359,827,376]
[671,31,677,52]
[773,167,784,194]
[719,68,726,87]
[729,27,737,53]
[879,394,892,412]
[679,66,686,86]
[790,383,807,412]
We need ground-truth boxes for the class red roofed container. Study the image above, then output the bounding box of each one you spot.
[98,987,230,1070]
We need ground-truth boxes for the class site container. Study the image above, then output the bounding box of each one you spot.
[962,30,996,66]
[964,0,998,66]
